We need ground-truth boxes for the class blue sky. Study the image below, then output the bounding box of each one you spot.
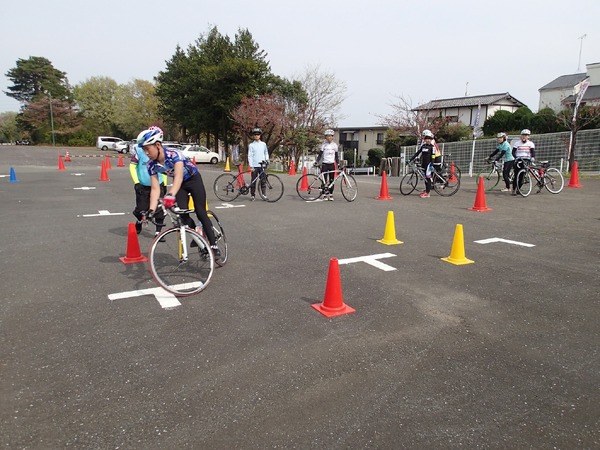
[2,0,599,127]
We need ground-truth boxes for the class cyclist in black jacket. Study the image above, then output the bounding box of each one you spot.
[408,129,436,198]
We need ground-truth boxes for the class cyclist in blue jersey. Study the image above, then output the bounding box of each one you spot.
[136,127,220,260]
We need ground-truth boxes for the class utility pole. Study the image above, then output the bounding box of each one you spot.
[49,92,56,147]
[577,34,587,72]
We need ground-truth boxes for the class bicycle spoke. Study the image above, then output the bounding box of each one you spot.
[207,210,227,266]
[213,174,241,202]
[544,168,564,194]
[340,174,358,201]
[259,174,284,202]
[296,174,322,201]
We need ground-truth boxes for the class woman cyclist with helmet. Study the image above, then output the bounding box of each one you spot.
[137,127,221,260]
[487,132,514,191]
[315,129,339,201]
[511,129,535,195]
[408,129,436,198]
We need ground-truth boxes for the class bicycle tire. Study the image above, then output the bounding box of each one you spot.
[399,171,418,195]
[213,173,242,202]
[148,228,214,296]
[476,166,501,191]
[207,210,228,266]
[433,168,460,196]
[258,174,284,202]
[296,174,323,201]
[516,169,532,197]
[544,168,564,194]
[339,174,358,201]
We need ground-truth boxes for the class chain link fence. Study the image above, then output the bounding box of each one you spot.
[396,129,600,177]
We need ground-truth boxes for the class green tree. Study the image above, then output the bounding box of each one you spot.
[530,107,561,134]
[73,76,119,135]
[5,56,71,103]
[114,79,159,138]
[481,110,515,136]
[435,122,472,142]
[0,112,18,142]
[512,106,534,131]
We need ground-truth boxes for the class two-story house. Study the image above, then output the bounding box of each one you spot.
[334,126,388,165]
[538,62,600,112]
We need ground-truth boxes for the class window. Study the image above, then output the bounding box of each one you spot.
[376,133,384,145]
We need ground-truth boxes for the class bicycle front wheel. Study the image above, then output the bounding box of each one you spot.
[516,170,532,197]
[207,210,228,266]
[476,167,500,191]
[148,228,214,296]
[296,174,323,201]
[258,174,284,202]
[339,174,358,201]
[400,171,418,195]
[544,168,564,194]
[433,170,460,196]
[213,173,241,202]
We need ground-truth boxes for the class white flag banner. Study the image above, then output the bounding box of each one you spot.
[575,80,590,110]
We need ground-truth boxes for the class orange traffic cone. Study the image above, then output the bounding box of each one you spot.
[65,151,72,162]
[299,166,309,191]
[288,159,296,175]
[468,177,492,212]
[105,154,112,170]
[568,161,582,188]
[117,154,124,167]
[449,161,457,182]
[311,258,356,317]
[119,223,148,264]
[192,156,197,165]
[376,170,393,200]
[99,160,110,181]
[57,155,66,171]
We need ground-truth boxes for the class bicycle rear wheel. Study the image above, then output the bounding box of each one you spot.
[433,169,460,196]
[516,170,532,197]
[476,166,501,191]
[213,173,241,202]
[296,174,323,201]
[399,171,418,195]
[544,168,564,194]
[148,228,214,296]
[258,174,284,202]
[207,210,228,266]
[339,174,358,201]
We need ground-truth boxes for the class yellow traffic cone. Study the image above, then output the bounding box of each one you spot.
[224,157,231,172]
[441,224,474,265]
[377,211,403,245]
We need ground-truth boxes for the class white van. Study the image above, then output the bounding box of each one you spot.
[96,136,122,151]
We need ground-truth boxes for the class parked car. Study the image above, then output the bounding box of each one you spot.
[112,140,129,153]
[96,136,123,151]
[162,141,184,151]
[126,139,138,155]
[181,145,220,164]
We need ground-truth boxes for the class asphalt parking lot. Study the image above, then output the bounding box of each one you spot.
[1,146,599,449]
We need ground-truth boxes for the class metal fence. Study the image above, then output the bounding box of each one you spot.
[396,129,600,177]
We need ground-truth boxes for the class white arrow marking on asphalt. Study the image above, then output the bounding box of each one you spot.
[108,287,181,309]
[474,237,535,247]
[215,203,246,209]
[338,253,397,271]
[74,187,96,190]
[79,210,126,217]
[0,175,8,178]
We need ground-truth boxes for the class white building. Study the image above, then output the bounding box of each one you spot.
[538,62,600,112]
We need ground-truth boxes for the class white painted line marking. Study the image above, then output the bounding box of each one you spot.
[338,253,397,271]
[79,210,127,217]
[71,173,86,176]
[108,287,182,309]
[214,203,246,209]
[474,237,535,247]
[74,187,96,190]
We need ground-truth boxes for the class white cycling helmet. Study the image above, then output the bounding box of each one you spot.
[422,129,434,138]
[324,129,335,136]
[497,132,507,139]
[137,127,163,147]
[520,129,531,135]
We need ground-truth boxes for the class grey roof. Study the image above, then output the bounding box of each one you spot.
[539,73,588,91]
[414,93,525,110]
[562,85,600,104]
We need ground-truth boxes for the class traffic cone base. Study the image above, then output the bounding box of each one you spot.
[568,161,582,188]
[120,223,148,264]
[377,211,403,245]
[58,155,66,171]
[468,176,492,212]
[9,167,19,182]
[376,171,393,200]
[312,258,356,317]
[441,224,474,265]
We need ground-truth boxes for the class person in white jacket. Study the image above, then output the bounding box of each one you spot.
[247,127,270,201]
